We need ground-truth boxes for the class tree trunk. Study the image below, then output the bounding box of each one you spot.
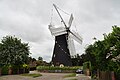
[0,68,1,76]
[17,68,19,74]
[23,68,25,73]
[97,69,100,80]
[111,71,115,80]
[86,69,90,76]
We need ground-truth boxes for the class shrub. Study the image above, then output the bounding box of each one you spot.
[64,73,76,77]
[30,66,36,71]
[11,64,29,74]
[36,66,80,72]
[115,68,120,80]
[1,66,9,75]
[83,62,91,70]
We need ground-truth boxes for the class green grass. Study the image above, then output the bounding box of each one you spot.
[20,73,42,78]
[64,73,76,78]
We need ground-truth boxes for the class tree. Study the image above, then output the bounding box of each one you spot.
[38,56,43,61]
[71,54,83,66]
[0,36,30,66]
[85,25,120,79]
[28,56,36,62]
[85,26,120,71]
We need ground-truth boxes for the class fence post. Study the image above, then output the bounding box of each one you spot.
[0,68,1,76]
[8,67,12,75]
[111,71,115,80]
[97,69,100,80]
[86,69,90,76]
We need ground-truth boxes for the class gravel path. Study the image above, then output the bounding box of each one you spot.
[0,71,91,80]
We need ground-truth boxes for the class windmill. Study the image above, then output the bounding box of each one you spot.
[49,4,83,66]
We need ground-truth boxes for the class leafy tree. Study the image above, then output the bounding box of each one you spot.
[28,56,36,62]
[0,36,30,66]
[85,25,120,79]
[36,60,49,66]
[84,45,96,70]
[38,56,43,61]
[71,54,83,66]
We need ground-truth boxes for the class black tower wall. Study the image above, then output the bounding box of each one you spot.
[52,34,72,66]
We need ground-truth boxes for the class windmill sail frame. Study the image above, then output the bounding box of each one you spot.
[49,4,83,66]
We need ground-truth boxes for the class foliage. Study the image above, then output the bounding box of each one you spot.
[36,60,49,66]
[28,57,36,62]
[84,25,120,79]
[21,73,42,78]
[1,66,9,75]
[38,56,43,61]
[36,66,80,71]
[71,54,83,66]
[23,64,29,68]
[83,62,91,71]
[0,35,30,75]
[115,67,120,80]
[0,35,30,66]
[29,66,36,71]
[71,53,95,66]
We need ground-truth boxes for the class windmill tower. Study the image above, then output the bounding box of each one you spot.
[49,4,83,66]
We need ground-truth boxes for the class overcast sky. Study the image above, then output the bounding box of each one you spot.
[0,0,120,62]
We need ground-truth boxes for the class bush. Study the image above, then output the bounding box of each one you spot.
[0,64,29,75]
[36,66,80,72]
[1,66,9,75]
[115,68,120,80]
[83,62,91,76]
[83,62,91,70]
[11,64,29,74]
[30,66,36,71]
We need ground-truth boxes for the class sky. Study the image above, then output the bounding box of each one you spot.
[0,0,120,62]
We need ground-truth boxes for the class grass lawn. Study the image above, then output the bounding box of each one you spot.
[64,73,78,80]
[20,73,42,78]
[64,73,76,78]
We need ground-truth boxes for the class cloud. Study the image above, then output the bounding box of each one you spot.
[0,0,120,62]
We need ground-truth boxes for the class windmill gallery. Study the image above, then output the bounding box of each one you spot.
[48,4,83,66]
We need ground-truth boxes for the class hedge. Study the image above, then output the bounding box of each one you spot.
[1,66,9,75]
[37,66,80,70]
[0,64,29,75]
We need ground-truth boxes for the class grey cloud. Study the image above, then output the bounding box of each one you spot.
[0,0,120,61]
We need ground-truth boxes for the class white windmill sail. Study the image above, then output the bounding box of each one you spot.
[68,34,76,56]
[49,24,67,36]
[68,14,74,28]
[70,30,83,44]
[49,4,83,56]
[48,4,83,66]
